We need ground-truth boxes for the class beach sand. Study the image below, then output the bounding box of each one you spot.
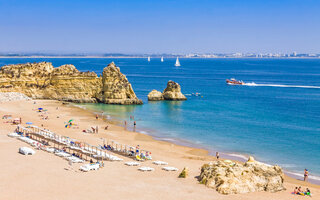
[0,99,319,200]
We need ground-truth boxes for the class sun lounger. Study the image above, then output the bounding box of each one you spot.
[19,147,35,155]
[55,151,71,157]
[66,156,84,163]
[7,132,20,137]
[153,161,168,165]
[45,147,55,153]
[138,167,154,172]
[80,163,100,172]
[125,161,140,166]
[162,166,178,171]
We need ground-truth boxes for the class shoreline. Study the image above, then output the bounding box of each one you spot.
[1,99,320,200]
[73,102,320,185]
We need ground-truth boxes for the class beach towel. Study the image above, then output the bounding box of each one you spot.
[136,155,144,161]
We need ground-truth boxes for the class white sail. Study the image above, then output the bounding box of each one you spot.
[148,56,150,62]
[161,56,164,62]
[174,57,181,67]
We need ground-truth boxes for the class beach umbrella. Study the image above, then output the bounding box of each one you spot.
[38,108,43,110]
[68,119,74,123]
[26,122,33,125]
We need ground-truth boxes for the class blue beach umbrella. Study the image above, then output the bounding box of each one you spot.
[26,122,33,125]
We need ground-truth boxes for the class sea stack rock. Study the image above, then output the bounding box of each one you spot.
[100,62,143,105]
[162,80,187,101]
[147,90,164,101]
[0,61,142,105]
[199,161,285,195]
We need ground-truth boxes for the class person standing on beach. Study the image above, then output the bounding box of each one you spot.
[304,169,309,181]
[216,152,220,160]
[96,114,98,120]
[96,126,98,134]
[133,121,136,132]
[124,121,127,129]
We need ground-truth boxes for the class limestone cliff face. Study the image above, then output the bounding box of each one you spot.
[0,62,142,104]
[199,158,285,194]
[100,62,142,105]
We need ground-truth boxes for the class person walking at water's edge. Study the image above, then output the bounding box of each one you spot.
[133,121,136,132]
[216,152,220,160]
[304,169,309,181]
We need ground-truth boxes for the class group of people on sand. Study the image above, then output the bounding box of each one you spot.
[134,145,152,160]
[293,186,312,196]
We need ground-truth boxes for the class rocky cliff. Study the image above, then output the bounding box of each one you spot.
[147,80,187,101]
[101,62,142,105]
[0,62,142,104]
[199,157,285,194]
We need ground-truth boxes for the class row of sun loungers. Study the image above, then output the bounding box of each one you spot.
[19,125,123,162]
[125,160,178,172]
[138,166,178,172]
[13,126,177,173]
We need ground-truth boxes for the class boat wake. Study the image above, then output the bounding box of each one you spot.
[244,82,320,89]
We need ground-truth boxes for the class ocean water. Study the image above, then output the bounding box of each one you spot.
[1,58,320,182]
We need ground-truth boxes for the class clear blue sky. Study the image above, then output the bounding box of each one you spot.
[0,0,319,54]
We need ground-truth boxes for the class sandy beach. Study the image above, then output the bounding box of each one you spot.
[0,99,319,200]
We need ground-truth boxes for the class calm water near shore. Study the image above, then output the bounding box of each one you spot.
[1,58,320,182]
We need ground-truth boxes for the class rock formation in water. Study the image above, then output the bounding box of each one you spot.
[147,90,164,101]
[199,157,285,195]
[101,62,143,105]
[163,80,187,100]
[0,62,142,104]
[147,80,187,101]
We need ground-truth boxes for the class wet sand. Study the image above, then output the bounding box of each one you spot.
[0,99,319,200]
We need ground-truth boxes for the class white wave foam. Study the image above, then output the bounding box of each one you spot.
[244,82,320,89]
[285,171,320,181]
[73,104,87,109]
[226,153,248,161]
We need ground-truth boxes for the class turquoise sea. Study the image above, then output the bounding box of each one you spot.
[1,58,320,183]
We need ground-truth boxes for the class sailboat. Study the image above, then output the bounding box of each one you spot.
[161,56,164,62]
[174,57,181,67]
[148,56,150,62]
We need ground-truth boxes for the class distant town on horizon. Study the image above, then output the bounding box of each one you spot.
[0,52,319,58]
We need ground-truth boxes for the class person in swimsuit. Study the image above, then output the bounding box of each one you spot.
[304,169,309,181]
[216,152,220,160]
[293,187,298,194]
